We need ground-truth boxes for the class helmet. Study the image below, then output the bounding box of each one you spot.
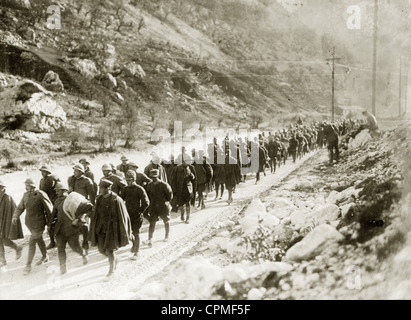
[72,164,85,173]
[149,169,159,178]
[39,165,52,174]
[24,178,36,187]
[99,178,113,188]
[55,182,68,191]
[125,170,136,180]
[101,164,112,171]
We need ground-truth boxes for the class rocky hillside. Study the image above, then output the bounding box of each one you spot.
[0,0,358,161]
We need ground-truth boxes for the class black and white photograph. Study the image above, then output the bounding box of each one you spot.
[0,0,410,302]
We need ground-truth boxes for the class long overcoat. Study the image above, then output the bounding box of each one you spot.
[0,193,23,240]
[90,192,132,251]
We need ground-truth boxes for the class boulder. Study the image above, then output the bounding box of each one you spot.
[311,204,340,225]
[245,199,267,217]
[102,73,117,89]
[115,92,124,102]
[389,280,411,300]
[267,197,296,219]
[272,223,294,242]
[123,62,146,79]
[162,258,224,300]
[69,58,99,79]
[327,187,362,205]
[105,44,116,56]
[239,216,260,235]
[326,190,339,204]
[223,261,292,284]
[0,80,66,132]
[42,70,64,92]
[285,224,344,262]
[119,80,128,90]
[289,210,312,229]
[240,199,267,235]
[260,214,280,229]
[247,288,265,300]
[134,282,165,300]
[348,129,372,151]
[340,203,356,219]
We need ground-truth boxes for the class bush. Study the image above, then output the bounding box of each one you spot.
[240,225,285,262]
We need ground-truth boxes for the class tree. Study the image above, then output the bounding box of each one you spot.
[86,0,106,29]
[28,0,52,26]
[137,16,146,34]
[119,100,139,149]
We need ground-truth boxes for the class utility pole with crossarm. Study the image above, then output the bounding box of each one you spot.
[327,47,341,122]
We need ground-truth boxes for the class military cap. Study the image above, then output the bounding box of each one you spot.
[125,170,136,180]
[39,165,52,174]
[55,182,69,191]
[24,178,36,187]
[73,164,85,173]
[79,158,90,165]
[149,169,159,178]
[120,155,128,161]
[99,179,113,188]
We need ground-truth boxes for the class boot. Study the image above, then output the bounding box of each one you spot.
[46,240,56,250]
[106,253,116,278]
[82,253,88,265]
[60,264,67,275]
[180,206,185,222]
[164,222,170,241]
[16,246,23,260]
[36,254,49,265]
[185,206,190,224]
[23,265,31,276]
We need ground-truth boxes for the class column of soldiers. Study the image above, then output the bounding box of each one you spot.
[0,118,363,278]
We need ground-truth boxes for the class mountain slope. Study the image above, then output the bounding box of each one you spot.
[0,0,358,152]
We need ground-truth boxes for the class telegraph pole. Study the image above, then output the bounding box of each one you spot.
[405,58,409,116]
[327,47,340,122]
[371,0,379,117]
[399,55,402,116]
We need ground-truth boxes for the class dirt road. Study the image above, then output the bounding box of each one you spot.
[0,148,321,300]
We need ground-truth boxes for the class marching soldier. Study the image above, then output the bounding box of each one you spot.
[117,155,130,176]
[13,178,53,275]
[122,170,150,260]
[0,180,23,273]
[39,165,60,250]
[101,164,127,197]
[145,169,173,247]
[50,182,90,275]
[90,179,132,279]
[68,163,95,254]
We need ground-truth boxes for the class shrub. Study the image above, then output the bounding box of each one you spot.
[240,225,285,262]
